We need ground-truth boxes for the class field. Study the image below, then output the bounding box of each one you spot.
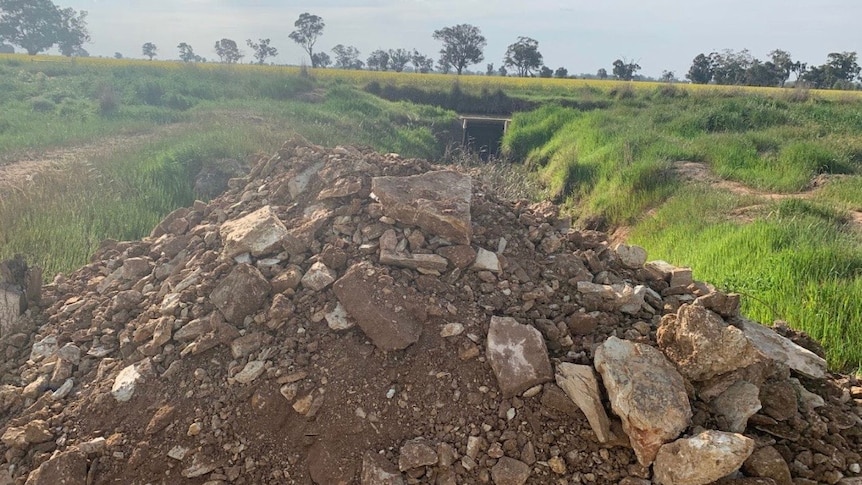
[1,54,861,371]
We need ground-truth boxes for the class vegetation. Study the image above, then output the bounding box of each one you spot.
[0,0,89,55]
[432,24,486,75]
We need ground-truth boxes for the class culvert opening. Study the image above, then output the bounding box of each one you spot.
[460,115,511,161]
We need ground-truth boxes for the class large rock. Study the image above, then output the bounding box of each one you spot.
[555,363,612,443]
[362,452,404,485]
[710,380,761,433]
[742,446,792,485]
[737,318,827,379]
[333,262,423,351]
[111,358,153,402]
[658,304,763,382]
[594,337,692,466]
[614,243,647,269]
[210,264,271,324]
[486,316,553,398]
[490,457,530,485]
[653,431,754,485]
[576,281,647,315]
[220,205,290,259]
[24,449,87,485]
[398,438,438,471]
[371,171,472,244]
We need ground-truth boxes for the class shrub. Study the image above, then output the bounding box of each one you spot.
[30,96,55,113]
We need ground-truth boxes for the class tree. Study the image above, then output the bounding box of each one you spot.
[486,63,495,76]
[247,38,277,65]
[289,13,324,67]
[597,68,608,79]
[769,49,794,87]
[803,52,860,89]
[686,53,713,84]
[710,49,753,85]
[367,49,390,71]
[311,52,331,68]
[411,50,433,73]
[56,7,89,57]
[214,38,243,63]
[142,42,157,60]
[178,42,196,62]
[331,44,362,69]
[436,56,452,74]
[554,67,568,78]
[612,59,640,81]
[497,65,508,77]
[539,66,553,78]
[432,24,486,75]
[0,0,73,55]
[503,36,543,77]
[388,48,411,72]
[660,70,677,83]
[113,52,122,59]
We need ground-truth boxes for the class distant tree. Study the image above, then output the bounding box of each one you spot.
[331,44,362,69]
[311,52,331,68]
[56,7,89,57]
[0,0,87,55]
[660,70,677,83]
[710,49,753,85]
[142,42,157,60]
[503,36,543,77]
[177,42,196,62]
[686,53,713,84]
[497,65,508,77]
[432,23,486,75]
[411,50,434,73]
[612,59,640,81]
[388,48,411,72]
[768,49,794,87]
[289,13,324,67]
[214,38,243,63]
[803,52,860,89]
[486,63,495,76]
[597,68,608,79]
[246,38,277,64]
[554,67,568,78]
[436,56,452,74]
[113,52,122,59]
[539,66,553,78]
[367,49,390,71]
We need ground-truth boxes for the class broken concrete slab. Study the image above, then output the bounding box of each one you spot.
[371,171,472,245]
[486,316,553,398]
[220,205,290,259]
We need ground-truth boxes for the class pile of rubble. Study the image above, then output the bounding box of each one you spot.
[0,136,860,485]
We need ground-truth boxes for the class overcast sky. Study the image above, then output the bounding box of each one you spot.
[59,0,860,78]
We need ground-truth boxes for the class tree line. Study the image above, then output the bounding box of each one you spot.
[2,2,861,90]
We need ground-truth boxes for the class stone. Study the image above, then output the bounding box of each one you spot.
[24,449,87,485]
[271,265,304,293]
[318,177,362,200]
[472,248,501,273]
[759,380,798,421]
[789,378,824,410]
[737,318,827,379]
[325,303,353,331]
[657,304,763,382]
[50,378,74,400]
[2,420,52,448]
[220,205,290,259]
[210,264,270,324]
[440,322,464,338]
[486,316,553,398]
[288,161,324,199]
[576,282,647,315]
[398,439,438,471]
[234,361,265,384]
[695,291,741,319]
[490,457,530,485]
[333,263,423,351]
[436,245,476,270]
[555,363,612,443]
[710,380,761,433]
[670,267,693,288]
[308,442,354,485]
[111,358,152,402]
[182,453,221,478]
[362,452,404,485]
[594,337,691,466]
[77,437,106,455]
[230,332,272,359]
[742,446,792,485]
[380,249,449,272]
[30,335,58,360]
[614,243,647,269]
[145,405,177,435]
[0,287,25,336]
[301,262,337,292]
[653,431,754,485]
[644,260,677,282]
[371,171,472,244]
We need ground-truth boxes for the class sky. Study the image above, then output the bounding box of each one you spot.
[55,0,862,78]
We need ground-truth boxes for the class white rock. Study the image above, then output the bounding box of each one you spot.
[30,335,58,361]
[654,431,754,485]
[738,318,827,379]
[440,322,464,338]
[472,248,501,273]
[325,303,353,331]
[301,262,336,291]
[50,379,74,400]
[77,437,106,455]
[111,359,151,402]
[614,243,648,269]
[556,363,613,443]
[234,360,265,384]
[168,446,190,460]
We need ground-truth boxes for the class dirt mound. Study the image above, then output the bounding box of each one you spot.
[0,138,859,485]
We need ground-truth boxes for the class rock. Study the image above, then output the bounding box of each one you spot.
[0,287,25,337]
[654,431,754,485]
[210,264,270,324]
[220,206,289,258]
[789,378,824,410]
[759,380,798,421]
[486,316,553,398]
[230,332,272,359]
[301,262,337,292]
[576,282,647,315]
[77,437,106,455]
[710,380,761,433]
[333,262,423,351]
[362,452,404,485]
[555,363,612,443]
[308,443,354,485]
[288,161,324,199]
[490,457,530,485]
[371,171,472,244]
[380,249,449,273]
[145,404,177,435]
[398,438,438,471]
[30,335,58,360]
[325,303,353,331]
[472,248,501,273]
[614,243,647,269]
[182,453,221,478]
[594,336,691,466]
[1,420,52,448]
[318,176,362,200]
[436,245,476,270]
[695,291,741,319]
[742,446,792,485]
[548,456,566,474]
[657,304,763,382]
[24,449,87,485]
[111,358,152,402]
[50,378,74,400]
[737,318,827,379]
[271,265,304,293]
[440,322,464,338]
[234,360,265,384]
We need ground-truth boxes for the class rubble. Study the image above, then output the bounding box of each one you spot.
[0,138,857,485]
